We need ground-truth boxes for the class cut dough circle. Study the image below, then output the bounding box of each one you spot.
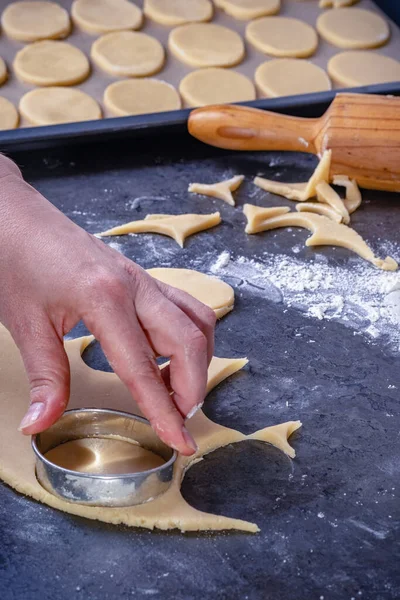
[105,79,181,117]
[255,59,331,97]
[246,17,318,58]
[169,23,245,68]
[13,41,90,87]
[214,0,280,20]
[148,267,235,318]
[19,88,102,126]
[91,31,165,77]
[328,51,400,87]
[0,57,8,86]
[319,0,359,6]
[180,68,255,107]
[316,8,390,49]
[71,0,143,34]
[0,96,19,130]
[1,1,71,42]
[144,0,213,25]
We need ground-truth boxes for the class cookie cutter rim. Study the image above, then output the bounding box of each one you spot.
[32,408,177,508]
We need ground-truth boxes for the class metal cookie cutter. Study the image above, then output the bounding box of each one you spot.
[32,409,177,507]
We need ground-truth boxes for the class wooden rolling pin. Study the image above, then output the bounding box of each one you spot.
[188,93,400,193]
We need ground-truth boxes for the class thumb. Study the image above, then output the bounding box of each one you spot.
[14,320,70,435]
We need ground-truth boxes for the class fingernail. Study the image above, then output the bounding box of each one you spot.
[186,402,203,420]
[182,426,198,453]
[18,402,45,431]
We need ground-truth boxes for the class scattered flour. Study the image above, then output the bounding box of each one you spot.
[210,251,400,352]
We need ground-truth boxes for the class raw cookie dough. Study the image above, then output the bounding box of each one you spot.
[1,1,70,42]
[71,0,143,34]
[0,325,301,532]
[246,17,318,58]
[316,8,390,49]
[243,204,398,271]
[255,59,331,97]
[20,88,102,126]
[148,267,235,318]
[328,51,400,87]
[99,212,221,247]
[0,57,7,86]
[169,23,245,68]
[0,97,19,130]
[144,0,213,25]
[319,0,359,6]
[332,175,362,214]
[91,31,165,77]
[189,175,245,206]
[254,150,331,201]
[296,202,343,223]
[316,181,350,224]
[180,68,256,107]
[214,0,280,20]
[14,41,90,87]
[104,79,181,117]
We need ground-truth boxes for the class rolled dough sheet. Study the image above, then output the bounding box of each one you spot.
[0,96,19,130]
[104,79,181,117]
[0,325,301,532]
[328,51,400,87]
[180,68,255,107]
[0,57,8,86]
[71,0,143,35]
[19,87,102,126]
[214,0,280,20]
[13,41,90,87]
[169,23,245,68]
[99,212,221,247]
[148,267,235,318]
[316,8,390,49]
[189,175,245,206]
[254,150,332,201]
[91,31,165,77]
[255,58,331,97]
[246,16,318,58]
[1,1,71,42]
[144,0,213,26]
[243,204,398,271]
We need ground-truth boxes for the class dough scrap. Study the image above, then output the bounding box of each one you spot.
[148,267,235,318]
[19,88,102,126]
[254,150,331,201]
[0,97,19,130]
[71,0,143,34]
[319,0,359,7]
[328,51,400,87]
[296,202,342,223]
[214,0,280,20]
[332,175,362,214]
[169,23,245,68]
[316,8,390,49]
[13,41,90,87]
[104,79,181,117]
[180,68,255,107]
[243,204,398,271]
[246,17,318,58]
[0,325,300,532]
[189,175,245,206]
[316,181,350,224]
[1,1,70,42]
[99,212,221,247]
[91,31,165,77]
[144,0,213,25]
[255,59,331,98]
[0,57,8,86]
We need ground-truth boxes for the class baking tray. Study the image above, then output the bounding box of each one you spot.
[0,0,399,151]
[0,97,399,599]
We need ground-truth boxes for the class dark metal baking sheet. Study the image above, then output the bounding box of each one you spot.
[0,122,399,599]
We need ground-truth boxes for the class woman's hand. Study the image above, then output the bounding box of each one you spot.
[0,156,216,455]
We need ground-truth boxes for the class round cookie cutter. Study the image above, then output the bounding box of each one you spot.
[32,408,177,507]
